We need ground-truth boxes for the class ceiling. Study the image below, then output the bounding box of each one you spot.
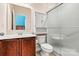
[29,3,59,13]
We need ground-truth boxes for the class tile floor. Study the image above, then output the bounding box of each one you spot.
[36,51,57,56]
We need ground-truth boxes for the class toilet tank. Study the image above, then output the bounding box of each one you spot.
[37,35,46,44]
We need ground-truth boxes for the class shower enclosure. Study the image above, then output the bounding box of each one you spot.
[47,3,79,56]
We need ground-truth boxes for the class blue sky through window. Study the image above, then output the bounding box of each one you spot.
[15,15,26,26]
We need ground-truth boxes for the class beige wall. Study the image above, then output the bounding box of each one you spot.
[0,4,6,34]
[31,3,59,13]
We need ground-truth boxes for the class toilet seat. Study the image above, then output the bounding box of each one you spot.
[41,43,53,52]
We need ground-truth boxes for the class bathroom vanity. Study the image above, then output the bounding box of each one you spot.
[0,35,36,56]
[0,3,36,56]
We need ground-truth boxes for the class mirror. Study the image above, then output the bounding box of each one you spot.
[7,4,32,34]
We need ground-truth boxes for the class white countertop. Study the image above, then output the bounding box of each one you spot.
[0,34,36,40]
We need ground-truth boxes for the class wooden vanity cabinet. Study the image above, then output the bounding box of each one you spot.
[0,37,36,56]
[3,39,18,56]
[21,37,36,56]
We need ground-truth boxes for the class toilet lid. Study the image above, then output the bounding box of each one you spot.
[41,43,53,50]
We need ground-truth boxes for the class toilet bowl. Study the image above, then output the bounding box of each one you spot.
[40,43,53,56]
[36,34,53,56]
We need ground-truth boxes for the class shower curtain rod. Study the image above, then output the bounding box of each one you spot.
[46,3,63,13]
[42,3,63,28]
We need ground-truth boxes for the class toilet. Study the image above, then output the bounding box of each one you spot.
[36,34,53,56]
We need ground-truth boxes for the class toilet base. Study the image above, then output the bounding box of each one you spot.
[40,50,50,56]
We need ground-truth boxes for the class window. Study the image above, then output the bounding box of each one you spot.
[15,15,26,30]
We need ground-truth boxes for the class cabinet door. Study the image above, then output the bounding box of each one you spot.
[3,39,18,56]
[21,37,36,56]
[0,40,4,56]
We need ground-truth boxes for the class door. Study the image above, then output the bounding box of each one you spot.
[3,39,18,56]
[21,37,36,56]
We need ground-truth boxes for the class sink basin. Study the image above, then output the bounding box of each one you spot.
[0,34,36,40]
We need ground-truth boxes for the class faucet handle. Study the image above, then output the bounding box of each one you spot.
[0,32,4,36]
